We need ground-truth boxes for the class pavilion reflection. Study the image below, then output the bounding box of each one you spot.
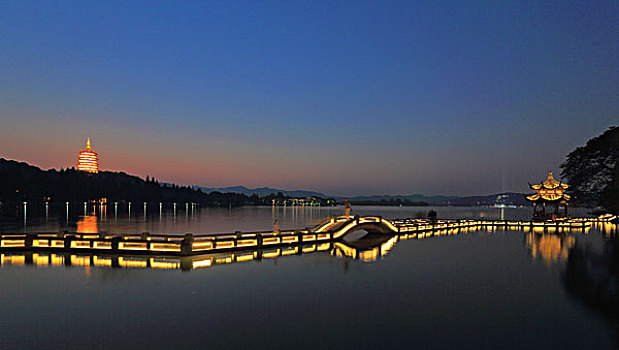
[526,232,576,265]
[525,221,617,266]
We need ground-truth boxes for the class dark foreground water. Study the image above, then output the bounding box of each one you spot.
[1,206,618,349]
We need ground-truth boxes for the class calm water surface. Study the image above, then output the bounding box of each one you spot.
[1,205,617,349]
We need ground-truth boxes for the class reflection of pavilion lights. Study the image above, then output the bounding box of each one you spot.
[526,233,575,265]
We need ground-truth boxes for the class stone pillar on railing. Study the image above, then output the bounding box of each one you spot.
[181,233,194,254]
[141,232,150,250]
[111,236,121,253]
[63,234,73,250]
[256,233,263,248]
[25,233,34,248]
[295,233,303,255]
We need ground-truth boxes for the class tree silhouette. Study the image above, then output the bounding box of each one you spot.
[561,126,618,212]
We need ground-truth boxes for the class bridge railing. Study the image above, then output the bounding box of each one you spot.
[0,215,613,256]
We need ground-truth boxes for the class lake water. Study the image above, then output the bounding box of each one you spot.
[1,205,617,349]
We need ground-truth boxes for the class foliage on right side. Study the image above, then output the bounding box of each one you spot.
[561,126,618,213]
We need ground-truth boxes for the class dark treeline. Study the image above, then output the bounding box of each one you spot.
[561,126,618,213]
[0,158,326,209]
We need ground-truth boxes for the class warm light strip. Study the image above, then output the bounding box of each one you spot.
[118,242,148,250]
[282,236,298,243]
[94,256,112,267]
[303,246,316,253]
[263,237,280,245]
[1,240,25,247]
[33,239,49,247]
[317,243,330,251]
[236,254,254,262]
[71,241,91,248]
[263,250,280,258]
[192,259,212,268]
[237,239,258,247]
[150,259,180,269]
[119,257,147,268]
[150,243,181,251]
[281,247,297,255]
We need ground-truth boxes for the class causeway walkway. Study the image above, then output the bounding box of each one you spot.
[0,215,615,257]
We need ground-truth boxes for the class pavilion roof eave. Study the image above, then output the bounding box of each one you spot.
[525,197,570,203]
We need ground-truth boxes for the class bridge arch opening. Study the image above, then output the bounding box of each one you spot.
[336,221,395,239]
[342,229,370,242]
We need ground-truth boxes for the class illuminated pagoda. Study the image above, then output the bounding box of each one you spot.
[77,137,99,173]
[526,171,570,218]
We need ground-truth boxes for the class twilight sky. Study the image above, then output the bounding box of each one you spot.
[0,1,617,196]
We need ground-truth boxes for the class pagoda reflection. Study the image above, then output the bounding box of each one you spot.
[77,215,98,233]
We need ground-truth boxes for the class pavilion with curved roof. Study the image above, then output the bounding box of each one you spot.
[526,171,570,218]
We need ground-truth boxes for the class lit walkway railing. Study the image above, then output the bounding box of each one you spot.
[0,215,615,256]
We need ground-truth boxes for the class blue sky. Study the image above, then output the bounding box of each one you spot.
[0,0,617,195]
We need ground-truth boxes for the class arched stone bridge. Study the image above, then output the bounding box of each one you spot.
[313,215,399,238]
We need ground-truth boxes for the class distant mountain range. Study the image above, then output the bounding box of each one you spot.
[198,186,530,207]
[197,186,327,199]
[342,192,528,206]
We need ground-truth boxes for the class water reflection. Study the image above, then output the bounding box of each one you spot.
[11,203,594,233]
[2,215,617,348]
[0,225,511,273]
[526,232,575,265]
[564,227,619,322]
[523,222,619,343]
[76,215,98,233]
[0,236,397,272]
[0,245,328,272]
